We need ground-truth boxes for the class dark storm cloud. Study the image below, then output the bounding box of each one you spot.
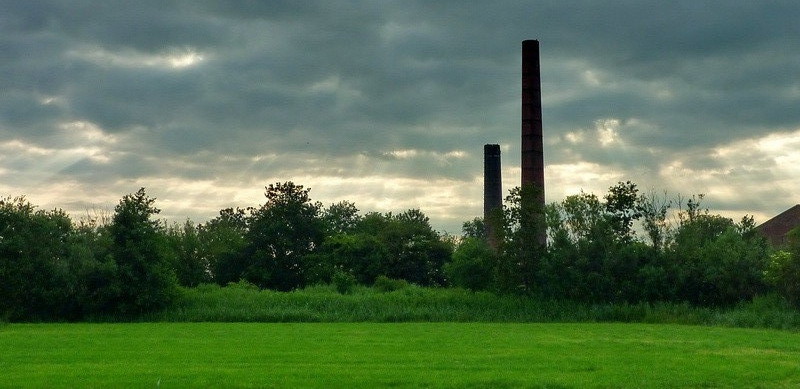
[2,0,799,231]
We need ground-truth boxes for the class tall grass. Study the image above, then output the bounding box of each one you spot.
[136,283,800,330]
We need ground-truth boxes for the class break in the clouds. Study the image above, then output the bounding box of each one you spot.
[1,1,799,233]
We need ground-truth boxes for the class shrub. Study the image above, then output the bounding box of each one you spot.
[356,210,452,287]
[332,270,357,295]
[669,215,769,306]
[445,238,495,291]
[0,197,83,320]
[765,249,800,308]
[373,275,409,293]
[310,233,388,285]
[227,279,260,291]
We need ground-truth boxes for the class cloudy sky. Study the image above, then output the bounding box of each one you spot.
[2,1,799,233]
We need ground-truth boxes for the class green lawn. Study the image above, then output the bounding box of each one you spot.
[1,322,799,388]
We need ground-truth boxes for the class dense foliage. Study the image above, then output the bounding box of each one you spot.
[0,189,178,320]
[764,228,800,308]
[479,182,774,306]
[1,180,797,321]
[107,189,178,314]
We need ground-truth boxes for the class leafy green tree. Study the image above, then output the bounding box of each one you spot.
[68,219,117,315]
[383,209,451,286]
[0,197,81,320]
[108,188,178,314]
[636,190,671,251]
[202,207,250,286]
[167,220,210,287]
[241,182,324,290]
[445,238,495,290]
[765,228,800,307]
[309,232,388,285]
[461,217,487,240]
[307,209,452,285]
[560,191,608,242]
[540,185,669,303]
[349,210,451,286]
[540,191,615,300]
[321,201,361,235]
[498,184,546,294]
[604,181,641,243]
[668,206,769,306]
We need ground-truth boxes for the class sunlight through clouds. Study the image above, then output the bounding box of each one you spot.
[654,128,800,221]
[546,162,624,201]
[68,46,206,70]
[596,119,621,147]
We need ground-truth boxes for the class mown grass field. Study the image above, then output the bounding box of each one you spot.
[2,322,800,388]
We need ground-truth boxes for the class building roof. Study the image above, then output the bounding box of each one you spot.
[757,204,800,247]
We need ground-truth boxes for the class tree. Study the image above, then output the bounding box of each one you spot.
[381,209,451,286]
[765,227,800,307]
[167,220,210,287]
[241,182,324,290]
[636,190,671,251]
[68,218,117,316]
[108,188,178,314]
[461,217,487,240]
[349,210,451,286]
[560,191,607,242]
[604,181,641,243]
[499,184,546,294]
[445,238,495,290]
[667,203,769,306]
[539,185,669,303]
[202,207,250,286]
[321,201,361,235]
[0,197,81,320]
[309,233,388,285]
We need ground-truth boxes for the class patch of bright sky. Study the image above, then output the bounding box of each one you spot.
[58,121,117,144]
[657,128,800,217]
[68,46,206,69]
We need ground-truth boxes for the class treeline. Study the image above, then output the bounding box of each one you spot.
[451,182,800,309]
[2,181,800,321]
[0,183,450,321]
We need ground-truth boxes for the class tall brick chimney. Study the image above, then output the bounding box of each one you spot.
[484,144,502,249]
[521,40,544,195]
[521,40,546,245]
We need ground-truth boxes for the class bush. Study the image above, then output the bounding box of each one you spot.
[373,275,409,293]
[0,197,83,320]
[332,270,357,295]
[669,215,769,306]
[765,248,800,308]
[445,238,495,291]
[356,210,452,287]
[227,279,260,291]
[310,233,388,285]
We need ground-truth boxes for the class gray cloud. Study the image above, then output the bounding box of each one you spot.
[1,1,799,233]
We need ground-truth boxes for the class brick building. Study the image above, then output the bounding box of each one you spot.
[757,204,800,247]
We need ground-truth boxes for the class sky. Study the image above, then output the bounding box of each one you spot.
[2,1,799,234]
